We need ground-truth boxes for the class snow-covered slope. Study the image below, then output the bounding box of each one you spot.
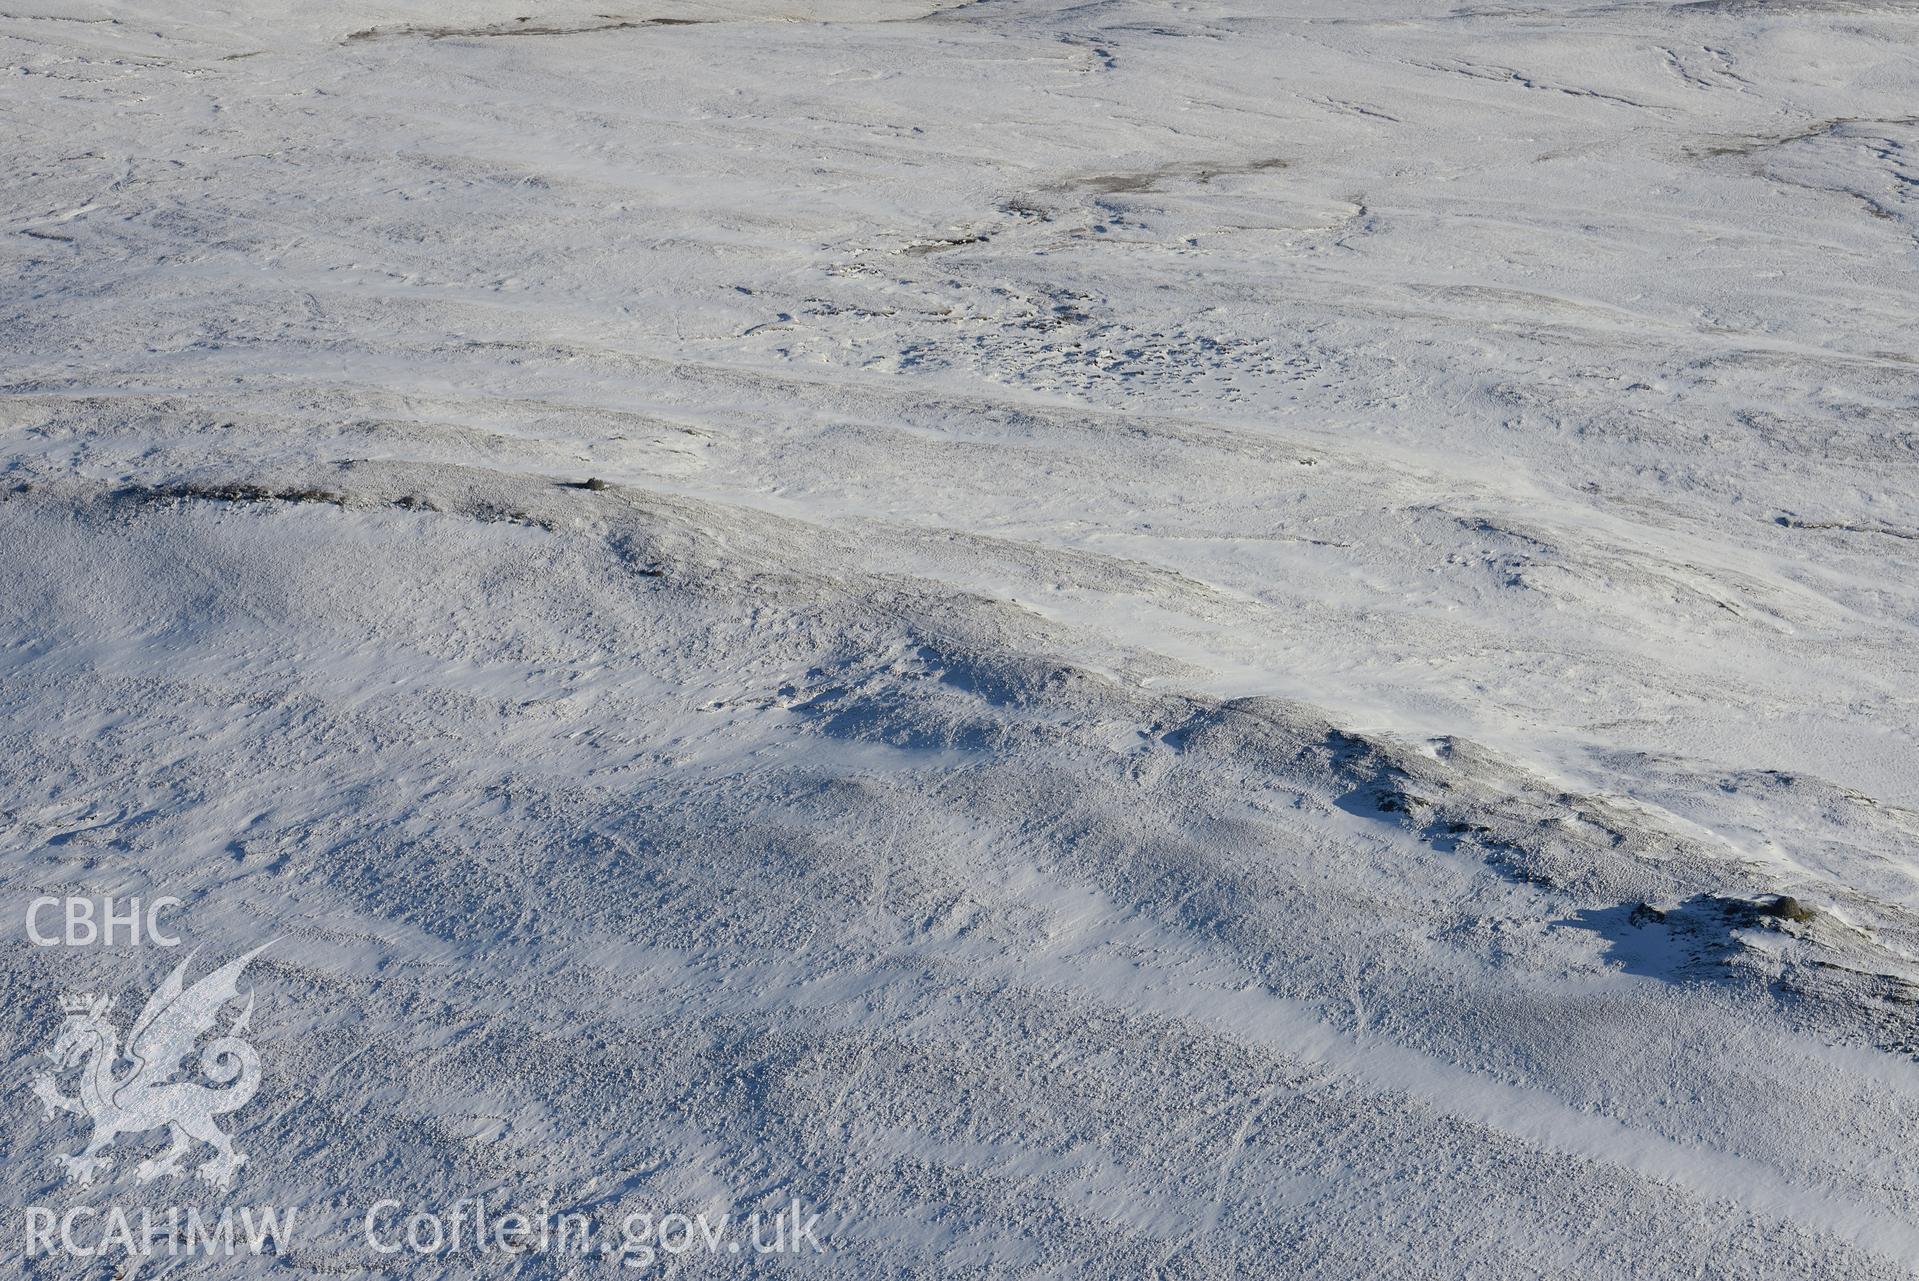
[3,1,1917,1276]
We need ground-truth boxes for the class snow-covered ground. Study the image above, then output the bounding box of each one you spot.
[3,0,1918,1275]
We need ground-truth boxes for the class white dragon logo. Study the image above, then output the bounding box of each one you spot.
[32,944,269,1190]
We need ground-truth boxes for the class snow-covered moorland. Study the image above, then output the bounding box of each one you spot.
[2,0,1917,1275]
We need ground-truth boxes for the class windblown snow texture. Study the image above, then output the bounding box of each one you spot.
[3,0,1918,1276]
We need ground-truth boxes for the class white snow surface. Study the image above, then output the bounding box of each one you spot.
[3,0,1919,1275]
